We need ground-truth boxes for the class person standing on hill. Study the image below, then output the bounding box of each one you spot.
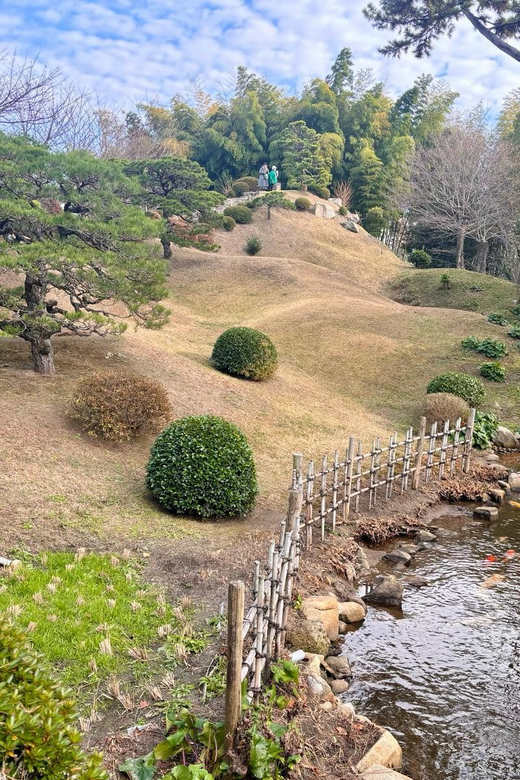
[268,166,279,190]
[258,163,269,190]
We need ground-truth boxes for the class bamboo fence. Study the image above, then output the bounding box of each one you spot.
[224,410,475,740]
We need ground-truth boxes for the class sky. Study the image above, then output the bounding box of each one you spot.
[1,0,518,113]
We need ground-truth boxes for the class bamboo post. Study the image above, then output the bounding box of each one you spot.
[331,450,339,533]
[438,419,450,480]
[401,426,413,493]
[292,453,303,489]
[425,422,437,483]
[320,454,327,540]
[385,433,397,499]
[368,440,376,509]
[287,485,303,532]
[280,516,300,648]
[354,441,363,513]
[344,437,355,520]
[274,532,292,659]
[450,417,462,475]
[252,560,260,600]
[412,416,427,490]
[252,574,265,702]
[463,408,476,474]
[225,581,245,751]
[304,460,314,551]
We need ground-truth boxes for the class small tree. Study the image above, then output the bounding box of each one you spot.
[271,120,332,191]
[0,135,169,374]
[248,192,296,220]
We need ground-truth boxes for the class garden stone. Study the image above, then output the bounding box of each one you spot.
[403,575,429,588]
[383,549,412,565]
[328,197,342,207]
[330,679,350,694]
[339,620,348,633]
[343,219,359,233]
[509,473,520,492]
[498,480,511,493]
[486,454,500,463]
[286,617,330,655]
[489,488,506,504]
[313,202,335,219]
[347,212,360,223]
[319,701,333,711]
[324,655,352,679]
[363,575,403,608]
[493,426,518,449]
[473,506,499,520]
[301,595,339,640]
[356,730,403,773]
[393,562,407,572]
[361,767,413,780]
[415,530,437,543]
[338,601,366,623]
[397,544,421,555]
[307,675,325,697]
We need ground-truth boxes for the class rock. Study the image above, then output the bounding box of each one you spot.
[330,679,350,694]
[306,675,325,697]
[347,212,361,223]
[509,473,520,492]
[290,649,306,663]
[415,529,437,543]
[319,701,333,711]
[397,544,420,555]
[360,766,414,780]
[363,575,403,608]
[338,601,366,623]
[324,655,352,679]
[382,549,412,565]
[489,488,506,504]
[301,595,339,640]
[356,548,370,573]
[332,580,365,606]
[339,620,348,634]
[286,617,331,655]
[343,219,359,233]
[473,506,499,520]
[313,202,335,219]
[498,480,511,493]
[403,575,429,588]
[328,197,342,206]
[356,730,403,773]
[493,426,519,449]
[339,702,356,717]
[486,454,500,463]
[393,563,407,572]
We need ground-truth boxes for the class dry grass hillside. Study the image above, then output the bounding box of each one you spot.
[2,193,519,554]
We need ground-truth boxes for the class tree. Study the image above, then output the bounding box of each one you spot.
[348,140,385,214]
[364,1,520,63]
[248,192,296,220]
[271,121,332,190]
[326,48,355,96]
[390,75,458,145]
[0,135,169,374]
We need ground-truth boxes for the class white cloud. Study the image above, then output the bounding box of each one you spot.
[0,0,517,114]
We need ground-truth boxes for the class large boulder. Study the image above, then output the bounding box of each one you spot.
[383,549,412,565]
[509,472,520,492]
[363,575,403,608]
[347,212,361,223]
[493,426,519,449]
[333,579,366,607]
[286,616,330,655]
[343,220,359,233]
[301,595,339,640]
[360,766,413,780]
[338,601,366,623]
[328,197,342,207]
[356,730,403,773]
[313,202,335,219]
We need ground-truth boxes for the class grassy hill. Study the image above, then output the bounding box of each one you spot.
[2,194,520,552]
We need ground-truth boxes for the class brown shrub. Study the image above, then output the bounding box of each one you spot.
[420,393,470,428]
[70,372,172,442]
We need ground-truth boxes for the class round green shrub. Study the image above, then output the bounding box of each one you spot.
[245,235,262,255]
[426,372,485,407]
[235,176,258,191]
[226,189,235,198]
[146,415,258,517]
[338,205,348,216]
[295,197,311,211]
[223,205,253,224]
[409,248,432,269]
[309,185,330,199]
[0,618,107,780]
[232,181,249,197]
[212,326,278,381]
[222,216,236,231]
[480,362,506,382]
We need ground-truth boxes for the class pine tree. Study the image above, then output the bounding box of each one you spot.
[271,121,332,190]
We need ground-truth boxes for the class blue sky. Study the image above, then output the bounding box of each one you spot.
[2,0,518,112]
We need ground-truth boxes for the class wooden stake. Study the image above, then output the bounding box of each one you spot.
[450,417,462,475]
[305,460,314,550]
[292,453,303,489]
[320,454,327,541]
[463,408,476,474]
[438,419,450,480]
[425,422,437,483]
[331,450,339,532]
[344,437,355,520]
[354,441,363,513]
[225,581,245,751]
[412,416,427,490]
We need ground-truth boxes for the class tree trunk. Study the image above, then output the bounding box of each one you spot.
[30,337,55,375]
[267,205,271,220]
[455,229,466,269]
[161,237,172,259]
[474,240,489,274]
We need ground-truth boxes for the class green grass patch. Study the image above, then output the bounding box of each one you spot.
[0,551,177,696]
[390,268,518,316]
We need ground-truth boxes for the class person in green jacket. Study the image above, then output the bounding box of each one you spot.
[268,166,278,190]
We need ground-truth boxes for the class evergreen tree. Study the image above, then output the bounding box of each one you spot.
[0,135,169,374]
[348,140,385,214]
[271,121,332,190]
[326,48,355,96]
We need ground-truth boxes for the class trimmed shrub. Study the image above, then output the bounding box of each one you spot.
[426,372,485,407]
[245,235,262,255]
[146,415,258,517]
[226,189,235,198]
[488,312,509,326]
[232,181,249,197]
[420,393,470,428]
[0,618,107,780]
[338,205,348,216]
[461,337,508,358]
[234,176,258,191]
[509,325,520,339]
[295,197,311,211]
[222,216,236,231]
[212,326,278,381]
[70,372,172,442]
[223,205,253,224]
[480,362,506,382]
[409,248,432,269]
[309,185,330,199]
[440,273,452,291]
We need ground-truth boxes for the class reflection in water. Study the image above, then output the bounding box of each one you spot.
[344,503,520,780]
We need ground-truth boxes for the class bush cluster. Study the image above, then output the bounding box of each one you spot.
[426,372,485,407]
[409,248,432,269]
[509,325,520,339]
[222,216,236,231]
[488,312,509,326]
[146,415,258,518]
[420,393,470,428]
[232,181,249,197]
[234,176,258,191]
[308,185,330,199]
[295,197,311,211]
[223,205,253,224]
[461,337,508,358]
[480,362,506,382]
[245,235,262,255]
[440,273,452,291]
[70,372,172,442]
[212,326,278,381]
[338,205,348,216]
[511,304,520,317]
[0,618,107,780]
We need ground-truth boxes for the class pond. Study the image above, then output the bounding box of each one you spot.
[343,493,520,780]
